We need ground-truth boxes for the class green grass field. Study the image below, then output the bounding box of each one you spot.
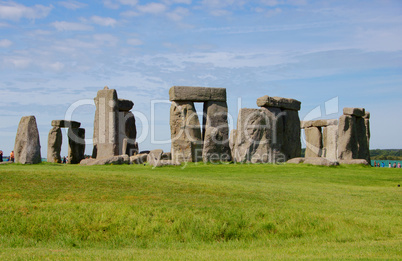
[0,163,400,260]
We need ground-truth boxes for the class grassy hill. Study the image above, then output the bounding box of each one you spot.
[0,163,400,260]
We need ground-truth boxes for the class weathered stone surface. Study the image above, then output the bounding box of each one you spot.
[47,127,62,163]
[337,115,358,160]
[130,153,148,164]
[93,87,119,159]
[162,152,171,160]
[281,109,301,160]
[287,157,305,164]
[322,125,338,161]
[363,112,370,119]
[233,108,273,163]
[68,127,85,164]
[202,101,231,162]
[147,149,164,167]
[339,159,369,165]
[169,86,227,102]
[304,127,322,158]
[301,119,338,129]
[80,155,129,166]
[118,99,134,112]
[303,157,339,166]
[365,118,370,146]
[122,139,138,156]
[229,129,237,161]
[170,101,203,164]
[119,111,137,156]
[256,95,301,111]
[14,116,42,164]
[343,107,365,117]
[356,117,370,162]
[51,120,81,129]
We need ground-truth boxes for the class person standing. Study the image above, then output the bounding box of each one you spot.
[393,162,397,168]
[398,162,401,168]
[389,162,392,168]
[0,150,3,162]
[381,162,385,167]
[10,151,14,162]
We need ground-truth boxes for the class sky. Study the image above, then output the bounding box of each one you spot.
[0,0,401,157]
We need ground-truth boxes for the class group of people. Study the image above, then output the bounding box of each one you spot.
[0,150,14,163]
[373,161,401,168]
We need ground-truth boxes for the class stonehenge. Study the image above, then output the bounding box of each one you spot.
[14,116,42,164]
[231,95,301,163]
[300,108,370,163]
[47,120,85,164]
[91,86,138,162]
[12,85,371,167]
[169,86,231,164]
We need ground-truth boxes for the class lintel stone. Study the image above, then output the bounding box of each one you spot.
[118,99,134,111]
[52,120,81,129]
[343,107,365,117]
[169,86,226,102]
[301,119,338,129]
[256,95,301,111]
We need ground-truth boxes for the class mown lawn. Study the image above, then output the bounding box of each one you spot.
[0,163,400,260]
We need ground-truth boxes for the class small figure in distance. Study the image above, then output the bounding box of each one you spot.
[393,162,397,168]
[62,156,67,164]
[373,160,376,167]
[377,163,380,167]
[10,151,14,162]
[398,162,401,168]
[389,162,392,168]
[381,162,385,168]
[0,150,3,162]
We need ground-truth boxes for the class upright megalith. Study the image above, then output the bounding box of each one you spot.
[68,128,85,164]
[14,116,41,164]
[337,108,370,162]
[202,101,231,162]
[47,127,62,163]
[304,126,323,157]
[301,119,338,160]
[47,120,85,164]
[170,101,202,163]
[92,86,138,162]
[93,86,119,159]
[232,108,272,163]
[169,86,230,164]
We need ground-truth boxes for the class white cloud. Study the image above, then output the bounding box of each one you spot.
[90,16,117,27]
[51,21,93,31]
[118,0,138,6]
[167,7,189,21]
[120,10,140,17]
[127,38,143,46]
[3,57,31,68]
[49,61,65,71]
[93,34,119,46]
[260,0,280,6]
[58,1,87,10]
[0,2,52,21]
[210,9,231,16]
[163,0,192,4]
[137,3,167,14]
[0,39,12,48]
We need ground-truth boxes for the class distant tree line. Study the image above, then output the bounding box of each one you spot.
[300,149,402,160]
[370,149,402,160]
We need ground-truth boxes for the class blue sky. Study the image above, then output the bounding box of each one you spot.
[0,0,401,157]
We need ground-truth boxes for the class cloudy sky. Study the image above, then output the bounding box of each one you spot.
[0,0,401,157]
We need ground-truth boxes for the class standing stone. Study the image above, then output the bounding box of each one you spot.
[68,128,85,164]
[322,125,338,160]
[170,101,202,164]
[281,109,301,160]
[147,149,163,166]
[356,117,370,162]
[14,116,42,164]
[233,108,272,163]
[229,129,237,161]
[118,111,137,156]
[337,115,358,160]
[363,112,370,149]
[202,101,231,162]
[47,127,62,163]
[93,87,119,159]
[304,127,323,158]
